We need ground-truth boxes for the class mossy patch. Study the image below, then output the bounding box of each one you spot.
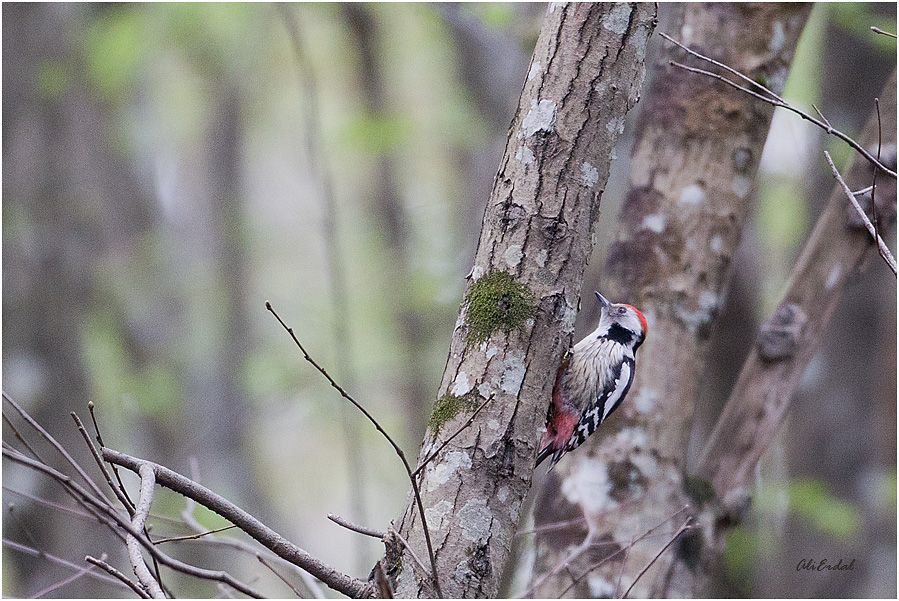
[428,393,478,434]
[464,271,537,344]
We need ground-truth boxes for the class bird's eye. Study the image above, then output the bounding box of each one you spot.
[617,307,626,315]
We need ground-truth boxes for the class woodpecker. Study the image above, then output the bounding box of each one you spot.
[536,291,647,469]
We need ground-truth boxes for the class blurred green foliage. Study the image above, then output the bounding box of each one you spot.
[756,478,861,540]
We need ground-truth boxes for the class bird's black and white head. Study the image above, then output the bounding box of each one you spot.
[594,291,648,352]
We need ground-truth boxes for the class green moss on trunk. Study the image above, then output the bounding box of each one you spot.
[464,271,537,344]
[428,393,478,434]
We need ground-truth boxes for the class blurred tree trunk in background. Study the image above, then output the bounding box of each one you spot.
[182,83,264,509]
[755,8,897,597]
[342,4,431,438]
[388,4,656,597]
[2,3,162,595]
[530,4,810,597]
[438,3,532,277]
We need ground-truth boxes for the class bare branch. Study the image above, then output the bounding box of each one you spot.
[101,446,369,598]
[73,411,166,594]
[812,104,832,132]
[3,391,113,505]
[275,6,371,575]
[4,486,95,521]
[124,464,165,597]
[266,300,441,596]
[86,555,152,599]
[88,400,136,511]
[824,151,897,275]
[871,26,897,38]
[72,412,136,514]
[3,446,265,599]
[3,413,46,462]
[659,31,787,103]
[257,554,305,598]
[697,73,897,501]
[181,486,325,600]
[524,506,691,599]
[3,538,129,593]
[31,556,98,598]
[622,518,694,598]
[153,524,238,544]
[871,99,883,257]
[327,513,385,540]
[662,34,897,178]
[388,526,430,582]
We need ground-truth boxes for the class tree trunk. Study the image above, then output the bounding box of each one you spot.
[387,4,657,598]
[697,71,897,503]
[529,4,810,598]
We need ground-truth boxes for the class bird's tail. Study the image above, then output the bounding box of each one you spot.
[535,444,554,467]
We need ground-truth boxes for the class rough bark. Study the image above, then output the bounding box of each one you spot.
[697,72,897,504]
[388,4,656,598]
[530,4,810,598]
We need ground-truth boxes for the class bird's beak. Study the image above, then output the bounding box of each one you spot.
[594,291,611,309]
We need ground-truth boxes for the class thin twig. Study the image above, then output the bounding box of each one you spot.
[153,524,237,544]
[871,99,882,251]
[86,555,152,599]
[661,33,897,178]
[89,400,136,511]
[412,395,494,478]
[276,3,371,577]
[824,151,897,275]
[4,446,265,599]
[180,478,325,600]
[31,557,98,598]
[266,301,442,596]
[3,392,113,505]
[812,104,832,132]
[2,413,46,462]
[102,446,367,598]
[327,513,386,539]
[4,486,95,520]
[516,515,587,537]
[72,412,136,515]
[660,31,787,103]
[257,554,305,598]
[532,505,690,599]
[72,411,166,594]
[388,526,431,581]
[621,517,694,598]
[3,538,129,592]
[871,26,897,39]
[7,503,40,548]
